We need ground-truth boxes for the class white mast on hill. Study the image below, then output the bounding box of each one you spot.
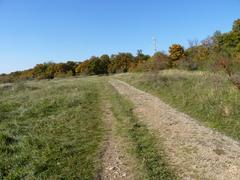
[152,37,157,54]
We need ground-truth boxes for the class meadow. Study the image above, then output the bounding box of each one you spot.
[0,76,176,179]
[0,77,104,179]
[1,70,240,179]
[117,70,240,140]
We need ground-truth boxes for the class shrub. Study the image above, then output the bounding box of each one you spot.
[213,56,240,90]
[131,52,170,72]
[169,44,185,63]
[176,57,198,71]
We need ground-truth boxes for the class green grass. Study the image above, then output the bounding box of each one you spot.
[0,77,104,179]
[116,70,240,140]
[107,83,177,180]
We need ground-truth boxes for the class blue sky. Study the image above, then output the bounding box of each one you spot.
[0,0,239,73]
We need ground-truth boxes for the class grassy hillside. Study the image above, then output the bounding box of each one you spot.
[0,76,176,179]
[1,70,239,179]
[117,70,240,140]
[0,77,104,179]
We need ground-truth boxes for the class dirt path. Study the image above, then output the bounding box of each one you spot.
[97,100,136,180]
[110,79,240,179]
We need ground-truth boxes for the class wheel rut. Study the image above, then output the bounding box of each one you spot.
[97,100,135,180]
[110,79,240,179]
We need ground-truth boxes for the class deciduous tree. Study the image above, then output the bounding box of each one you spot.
[169,44,185,61]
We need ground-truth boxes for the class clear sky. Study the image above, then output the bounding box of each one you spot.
[0,0,239,73]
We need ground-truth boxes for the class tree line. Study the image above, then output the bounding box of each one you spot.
[1,19,240,83]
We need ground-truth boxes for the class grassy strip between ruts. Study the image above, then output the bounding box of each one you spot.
[0,77,104,179]
[107,82,177,180]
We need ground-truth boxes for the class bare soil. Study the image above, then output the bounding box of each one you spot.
[97,100,136,180]
[110,79,240,179]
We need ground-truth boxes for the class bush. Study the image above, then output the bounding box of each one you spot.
[169,44,185,63]
[176,58,198,71]
[131,52,170,72]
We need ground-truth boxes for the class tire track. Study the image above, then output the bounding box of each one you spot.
[97,100,135,180]
[110,79,240,179]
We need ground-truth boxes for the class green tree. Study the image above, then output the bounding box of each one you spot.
[33,63,49,79]
[233,19,240,33]
[135,50,150,62]
[75,60,90,75]
[88,56,102,75]
[110,53,134,73]
[100,54,111,74]
[45,63,56,79]
[66,61,77,76]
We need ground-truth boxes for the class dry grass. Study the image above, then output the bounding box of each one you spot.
[0,77,104,179]
[117,70,240,140]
